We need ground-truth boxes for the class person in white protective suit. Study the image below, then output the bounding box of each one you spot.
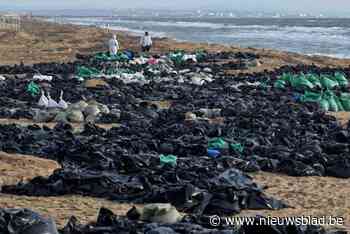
[108,34,119,56]
[140,32,153,52]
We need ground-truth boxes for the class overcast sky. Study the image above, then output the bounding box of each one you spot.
[1,0,350,14]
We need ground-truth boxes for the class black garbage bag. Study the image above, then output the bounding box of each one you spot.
[205,169,287,214]
[2,168,287,216]
[62,207,237,234]
[279,159,324,177]
[326,158,350,178]
[62,208,139,234]
[0,208,58,234]
[210,169,258,190]
[60,207,346,234]
[2,168,147,201]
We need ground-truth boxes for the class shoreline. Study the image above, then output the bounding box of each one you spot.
[41,16,350,59]
[0,19,349,72]
[77,21,350,59]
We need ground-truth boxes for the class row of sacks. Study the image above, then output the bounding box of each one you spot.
[299,90,350,112]
[75,64,214,85]
[1,57,348,117]
[274,72,348,90]
[74,49,257,83]
[89,50,258,66]
[274,72,350,112]
[0,207,345,234]
[2,168,287,216]
[33,100,119,123]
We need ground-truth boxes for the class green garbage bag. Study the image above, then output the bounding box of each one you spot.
[274,79,286,89]
[106,68,118,75]
[195,49,207,62]
[260,81,268,89]
[335,96,344,111]
[290,74,314,90]
[326,93,339,112]
[279,73,293,83]
[94,52,110,61]
[306,74,322,88]
[230,143,244,154]
[340,93,350,111]
[334,72,348,87]
[329,97,339,112]
[26,81,40,97]
[100,52,115,61]
[319,98,330,111]
[169,53,184,65]
[77,66,100,78]
[160,154,177,167]
[115,52,129,62]
[300,91,322,102]
[321,75,339,89]
[208,138,229,150]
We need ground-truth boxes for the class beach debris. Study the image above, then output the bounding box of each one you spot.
[83,104,101,117]
[66,109,84,123]
[26,81,40,97]
[47,92,59,108]
[77,66,100,79]
[275,72,350,111]
[38,90,49,107]
[0,208,58,234]
[183,54,197,63]
[70,100,89,111]
[207,149,221,158]
[98,104,110,114]
[33,109,56,122]
[198,108,222,118]
[159,154,177,167]
[58,207,343,234]
[139,204,182,224]
[33,74,53,82]
[53,111,69,123]
[1,52,350,233]
[185,112,197,121]
[33,100,113,123]
[58,90,68,109]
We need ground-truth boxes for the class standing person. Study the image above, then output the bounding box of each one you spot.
[108,34,119,56]
[140,32,153,52]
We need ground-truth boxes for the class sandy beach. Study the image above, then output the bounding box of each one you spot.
[0,19,350,231]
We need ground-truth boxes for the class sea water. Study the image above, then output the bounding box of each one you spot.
[54,17,350,58]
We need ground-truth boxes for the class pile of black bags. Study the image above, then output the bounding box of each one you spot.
[0,54,350,233]
[0,208,346,234]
